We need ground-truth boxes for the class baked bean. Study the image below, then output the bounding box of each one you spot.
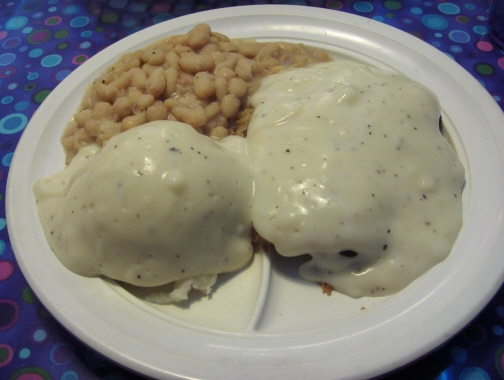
[216,55,238,70]
[177,94,198,108]
[142,46,165,66]
[205,114,228,131]
[74,128,94,149]
[135,94,155,109]
[93,102,114,120]
[248,79,262,96]
[250,61,263,74]
[258,56,279,69]
[174,44,192,56]
[165,51,181,70]
[62,135,75,153]
[219,42,239,53]
[276,41,293,50]
[98,119,120,144]
[163,98,177,111]
[160,42,174,53]
[199,43,219,55]
[147,101,169,121]
[113,97,133,120]
[277,53,291,64]
[74,109,93,128]
[127,88,143,104]
[129,68,147,90]
[228,78,248,98]
[188,29,210,50]
[85,119,99,136]
[204,102,221,120]
[193,24,211,34]
[235,58,253,82]
[102,65,124,84]
[179,52,215,74]
[259,43,281,57]
[171,104,207,128]
[164,67,179,97]
[210,31,230,42]
[142,63,157,77]
[209,125,229,139]
[193,72,215,99]
[237,42,262,58]
[110,71,133,90]
[211,51,226,65]
[80,92,94,110]
[293,53,310,67]
[62,121,78,138]
[94,82,119,103]
[121,112,147,131]
[312,48,332,61]
[168,34,189,46]
[145,67,166,97]
[215,77,228,101]
[215,67,236,80]
[221,94,240,118]
[121,51,142,70]
[126,57,141,70]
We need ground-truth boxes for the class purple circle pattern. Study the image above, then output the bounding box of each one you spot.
[0,1,502,380]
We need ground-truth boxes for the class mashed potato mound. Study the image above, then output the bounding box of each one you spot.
[34,121,254,302]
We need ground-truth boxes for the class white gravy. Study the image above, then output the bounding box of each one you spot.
[247,61,464,297]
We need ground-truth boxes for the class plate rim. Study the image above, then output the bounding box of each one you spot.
[7,5,504,380]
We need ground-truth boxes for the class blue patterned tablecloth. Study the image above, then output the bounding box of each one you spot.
[0,1,503,379]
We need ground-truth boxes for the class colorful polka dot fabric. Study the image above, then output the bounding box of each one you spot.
[1,0,503,379]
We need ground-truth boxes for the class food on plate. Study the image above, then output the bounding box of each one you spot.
[33,121,253,303]
[247,61,465,297]
[33,23,464,304]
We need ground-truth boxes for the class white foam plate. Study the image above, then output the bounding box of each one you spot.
[7,5,504,380]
